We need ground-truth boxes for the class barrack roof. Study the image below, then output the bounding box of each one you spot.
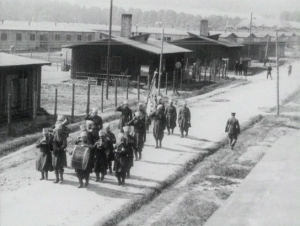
[0,53,51,67]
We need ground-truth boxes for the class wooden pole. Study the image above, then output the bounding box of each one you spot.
[7,93,11,136]
[126,77,129,100]
[165,72,168,95]
[115,79,117,108]
[138,74,140,101]
[180,68,183,91]
[86,84,90,115]
[204,59,207,81]
[276,28,280,116]
[54,88,58,120]
[33,91,37,125]
[71,83,75,122]
[158,28,164,95]
[173,71,175,94]
[106,0,113,100]
[101,81,104,113]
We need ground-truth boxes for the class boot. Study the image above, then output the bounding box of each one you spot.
[40,172,45,180]
[78,179,83,188]
[121,174,126,185]
[139,152,142,160]
[95,173,100,182]
[127,170,130,178]
[100,173,105,181]
[155,140,159,148]
[186,130,188,137]
[59,172,64,184]
[172,129,174,134]
[159,140,162,148]
[117,176,122,185]
[45,171,48,180]
[180,130,184,138]
[167,128,170,135]
[134,152,138,161]
[54,171,59,183]
[109,166,113,174]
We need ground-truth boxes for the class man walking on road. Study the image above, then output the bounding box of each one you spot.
[288,63,292,76]
[267,64,272,79]
[225,112,240,150]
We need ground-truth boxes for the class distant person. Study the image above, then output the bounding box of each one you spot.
[243,64,248,77]
[165,99,177,135]
[288,63,292,76]
[116,100,133,132]
[178,101,191,138]
[149,104,166,148]
[225,112,240,150]
[267,64,272,79]
[234,61,239,75]
[239,62,243,76]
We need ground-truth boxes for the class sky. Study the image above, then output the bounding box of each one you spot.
[59,0,300,18]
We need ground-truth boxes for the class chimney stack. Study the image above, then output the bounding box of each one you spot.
[200,20,209,37]
[121,14,132,38]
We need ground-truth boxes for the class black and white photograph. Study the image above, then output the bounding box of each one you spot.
[0,0,300,225]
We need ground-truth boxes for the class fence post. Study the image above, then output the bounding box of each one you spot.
[165,72,168,95]
[218,62,221,79]
[181,68,183,91]
[173,71,175,94]
[86,84,90,115]
[101,81,104,113]
[126,77,129,100]
[54,88,58,120]
[33,91,37,126]
[7,93,11,136]
[209,63,212,82]
[137,74,140,101]
[115,79,117,108]
[204,59,207,81]
[71,83,75,122]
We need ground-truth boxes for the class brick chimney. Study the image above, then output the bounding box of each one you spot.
[121,14,132,38]
[200,20,209,37]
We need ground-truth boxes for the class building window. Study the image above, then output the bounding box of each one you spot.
[101,56,122,71]
[66,34,71,41]
[77,35,82,41]
[55,34,60,41]
[30,34,35,41]
[16,33,22,41]
[87,34,92,41]
[1,33,7,41]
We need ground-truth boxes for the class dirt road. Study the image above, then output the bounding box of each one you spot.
[1,61,300,226]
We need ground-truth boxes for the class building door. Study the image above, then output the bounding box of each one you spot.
[40,34,49,50]
[10,78,20,109]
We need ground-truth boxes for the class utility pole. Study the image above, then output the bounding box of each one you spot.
[265,36,269,59]
[248,13,253,58]
[158,28,164,96]
[106,0,113,100]
[276,28,280,116]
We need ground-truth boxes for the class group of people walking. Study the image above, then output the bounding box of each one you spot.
[234,61,248,76]
[35,97,192,188]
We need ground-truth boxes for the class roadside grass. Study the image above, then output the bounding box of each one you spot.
[140,113,300,226]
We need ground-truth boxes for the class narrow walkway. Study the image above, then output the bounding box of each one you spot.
[204,131,300,226]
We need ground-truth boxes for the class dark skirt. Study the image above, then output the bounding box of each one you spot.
[36,152,53,172]
[153,120,165,140]
[94,151,108,174]
[166,114,176,129]
[134,132,144,152]
[52,151,67,169]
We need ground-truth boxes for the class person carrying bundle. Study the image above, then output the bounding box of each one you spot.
[36,128,53,180]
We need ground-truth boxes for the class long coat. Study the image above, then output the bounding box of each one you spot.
[103,130,116,162]
[124,134,135,169]
[149,109,166,140]
[225,117,240,135]
[36,137,53,172]
[85,115,103,141]
[165,105,177,129]
[52,128,67,169]
[178,107,191,132]
[94,138,108,174]
[116,105,133,131]
[128,113,145,152]
[113,141,130,174]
